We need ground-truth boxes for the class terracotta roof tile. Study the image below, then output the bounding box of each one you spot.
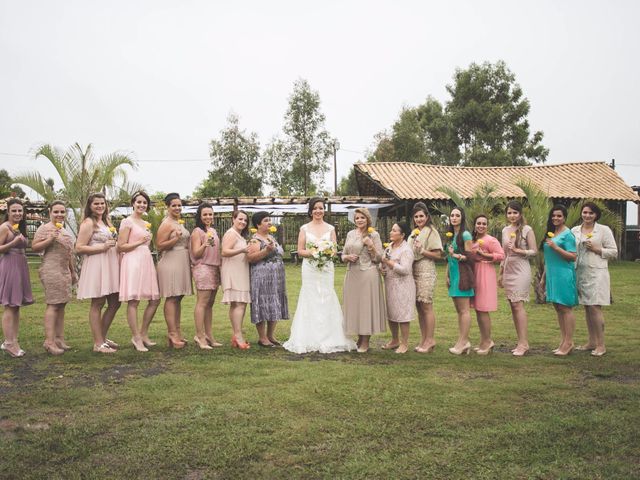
[355,162,639,202]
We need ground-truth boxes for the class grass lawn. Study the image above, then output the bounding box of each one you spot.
[1,260,639,479]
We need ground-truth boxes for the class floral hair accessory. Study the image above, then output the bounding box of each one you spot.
[445,232,453,238]
[547,232,555,238]
[269,226,277,233]
[55,222,64,229]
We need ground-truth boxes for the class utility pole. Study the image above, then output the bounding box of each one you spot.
[333,139,340,195]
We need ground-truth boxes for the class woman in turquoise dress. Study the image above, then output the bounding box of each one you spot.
[445,207,474,355]
[540,204,578,356]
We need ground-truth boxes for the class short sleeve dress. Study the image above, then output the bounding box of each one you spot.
[118,217,160,302]
[501,225,534,303]
[34,223,74,305]
[408,225,443,303]
[190,227,221,291]
[543,229,578,307]
[447,230,474,297]
[157,222,193,298]
[0,228,34,307]
[220,229,251,304]
[470,235,504,312]
[249,236,288,324]
[77,224,120,299]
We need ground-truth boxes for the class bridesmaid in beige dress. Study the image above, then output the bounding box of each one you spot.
[32,201,77,355]
[341,207,386,353]
[75,193,121,354]
[221,210,251,350]
[156,193,193,349]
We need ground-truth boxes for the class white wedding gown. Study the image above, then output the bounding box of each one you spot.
[283,225,356,354]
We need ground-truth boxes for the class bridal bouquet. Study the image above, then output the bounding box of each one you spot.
[306,239,337,271]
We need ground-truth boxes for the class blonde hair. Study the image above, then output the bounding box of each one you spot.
[354,207,372,229]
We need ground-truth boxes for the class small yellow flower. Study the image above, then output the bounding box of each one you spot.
[510,232,516,238]
[383,242,390,248]
[178,219,185,225]
[367,227,375,234]
[445,232,453,238]
[145,222,152,230]
[269,226,277,233]
[250,228,257,234]
[478,239,484,246]
[547,232,555,238]
[586,233,593,239]
[207,231,213,238]
[55,222,64,229]
[413,229,421,236]
[11,224,19,232]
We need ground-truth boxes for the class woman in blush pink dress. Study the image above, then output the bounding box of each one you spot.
[190,203,222,349]
[470,215,504,355]
[0,199,33,358]
[76,193,121,354]
[117,191,160,352]
[31,201,77,355]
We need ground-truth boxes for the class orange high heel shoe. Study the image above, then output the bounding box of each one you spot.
[167,335,186,349]
[231,335,250,350]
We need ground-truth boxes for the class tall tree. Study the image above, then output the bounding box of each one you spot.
[196,113,263,198]
[371,61,548,166]
[264,79,334,195]
[14,143,139,235]
[0,169,26,199]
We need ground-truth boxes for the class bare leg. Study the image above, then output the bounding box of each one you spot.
[165,297,185,347]
[102,293,121,341]
[267,320,279,344]
[383,321,399,349]
[89,297,107,347]
[43,304,64,354]
[510,300,529,354]
[554,303,566,351]
[141,300,160,345]
[194,289,212,341]
[255,321,269,344]
[396,323,410,353]
[229,302,247,344]
[475,311,493,350]
[579,306,597,350]
[2,306,23,356]
[555,304,575,355]
[452,297,471,349]
[359,334,370,351]
[54,304,70,350]
[416,301,436,351]
[587,305,606,355]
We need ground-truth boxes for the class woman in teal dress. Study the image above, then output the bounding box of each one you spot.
[540,204,578,356]
[445,207,474,355]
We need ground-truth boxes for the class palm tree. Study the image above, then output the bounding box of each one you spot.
[14,143,141,235]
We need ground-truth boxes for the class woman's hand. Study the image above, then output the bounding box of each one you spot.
[497,275,503,288]
[362,236,373,248]
[104,238,116,250]
[446,276,450,287]
[448,245,454,256]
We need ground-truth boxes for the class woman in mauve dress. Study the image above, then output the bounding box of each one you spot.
[31,200,77,355]
[190,203,223,349]
[117,191,160,352]
[0,198,33,358]
[469,214,504,355]
[76,193,121,354]
[498,201,537,357]
[156,193,193,349]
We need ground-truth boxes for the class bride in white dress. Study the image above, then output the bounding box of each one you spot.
[283,198,356,354]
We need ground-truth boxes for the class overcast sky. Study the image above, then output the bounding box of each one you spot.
[1,0,638,221]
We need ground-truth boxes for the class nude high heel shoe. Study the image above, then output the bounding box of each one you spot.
[448,342,471,355]
[476,342,495,356]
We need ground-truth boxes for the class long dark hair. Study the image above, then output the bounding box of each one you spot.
[195,203,214,232]
[83,193,113,228]
[232,209,249,238]
[307,197,325,218]
[541,204,568,249]
[472,214,488,242]
[5,198,27,236]
[581,201,601,221]
[506,200,527,249]
[130,191,151,211]
[446,207,468,252]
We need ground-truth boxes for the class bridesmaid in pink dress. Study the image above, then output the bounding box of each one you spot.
[117,191,160,352]
[76,193,121,354]
[0,199,33,358]
[470,215,504,355]
[31,201,77,355]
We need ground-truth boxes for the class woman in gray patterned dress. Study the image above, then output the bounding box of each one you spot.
[247,211,289,347]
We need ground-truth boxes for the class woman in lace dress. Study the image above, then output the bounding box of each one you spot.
[32,201,77,355]
[380,222,416,354]
[283,198,356,354]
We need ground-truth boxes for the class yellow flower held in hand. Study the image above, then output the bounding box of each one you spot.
[478,239,484,246]
[383,242,390,248]
[250,228,257,234]
[207,231,213,238]
[269,226,277,233]
[145,222,152,230]
[55,222,63,229]
[367,227,375,234]
[178,219,185,225]
[11,224,19,231]
[445,232,453,238]
[586,233,593,239]
[510,232,516,238]
[547,232,555,238]
[413,229,420,236]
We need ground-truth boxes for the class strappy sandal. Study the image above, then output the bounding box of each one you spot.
[93,342,116,354]
[1,341,25,358]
